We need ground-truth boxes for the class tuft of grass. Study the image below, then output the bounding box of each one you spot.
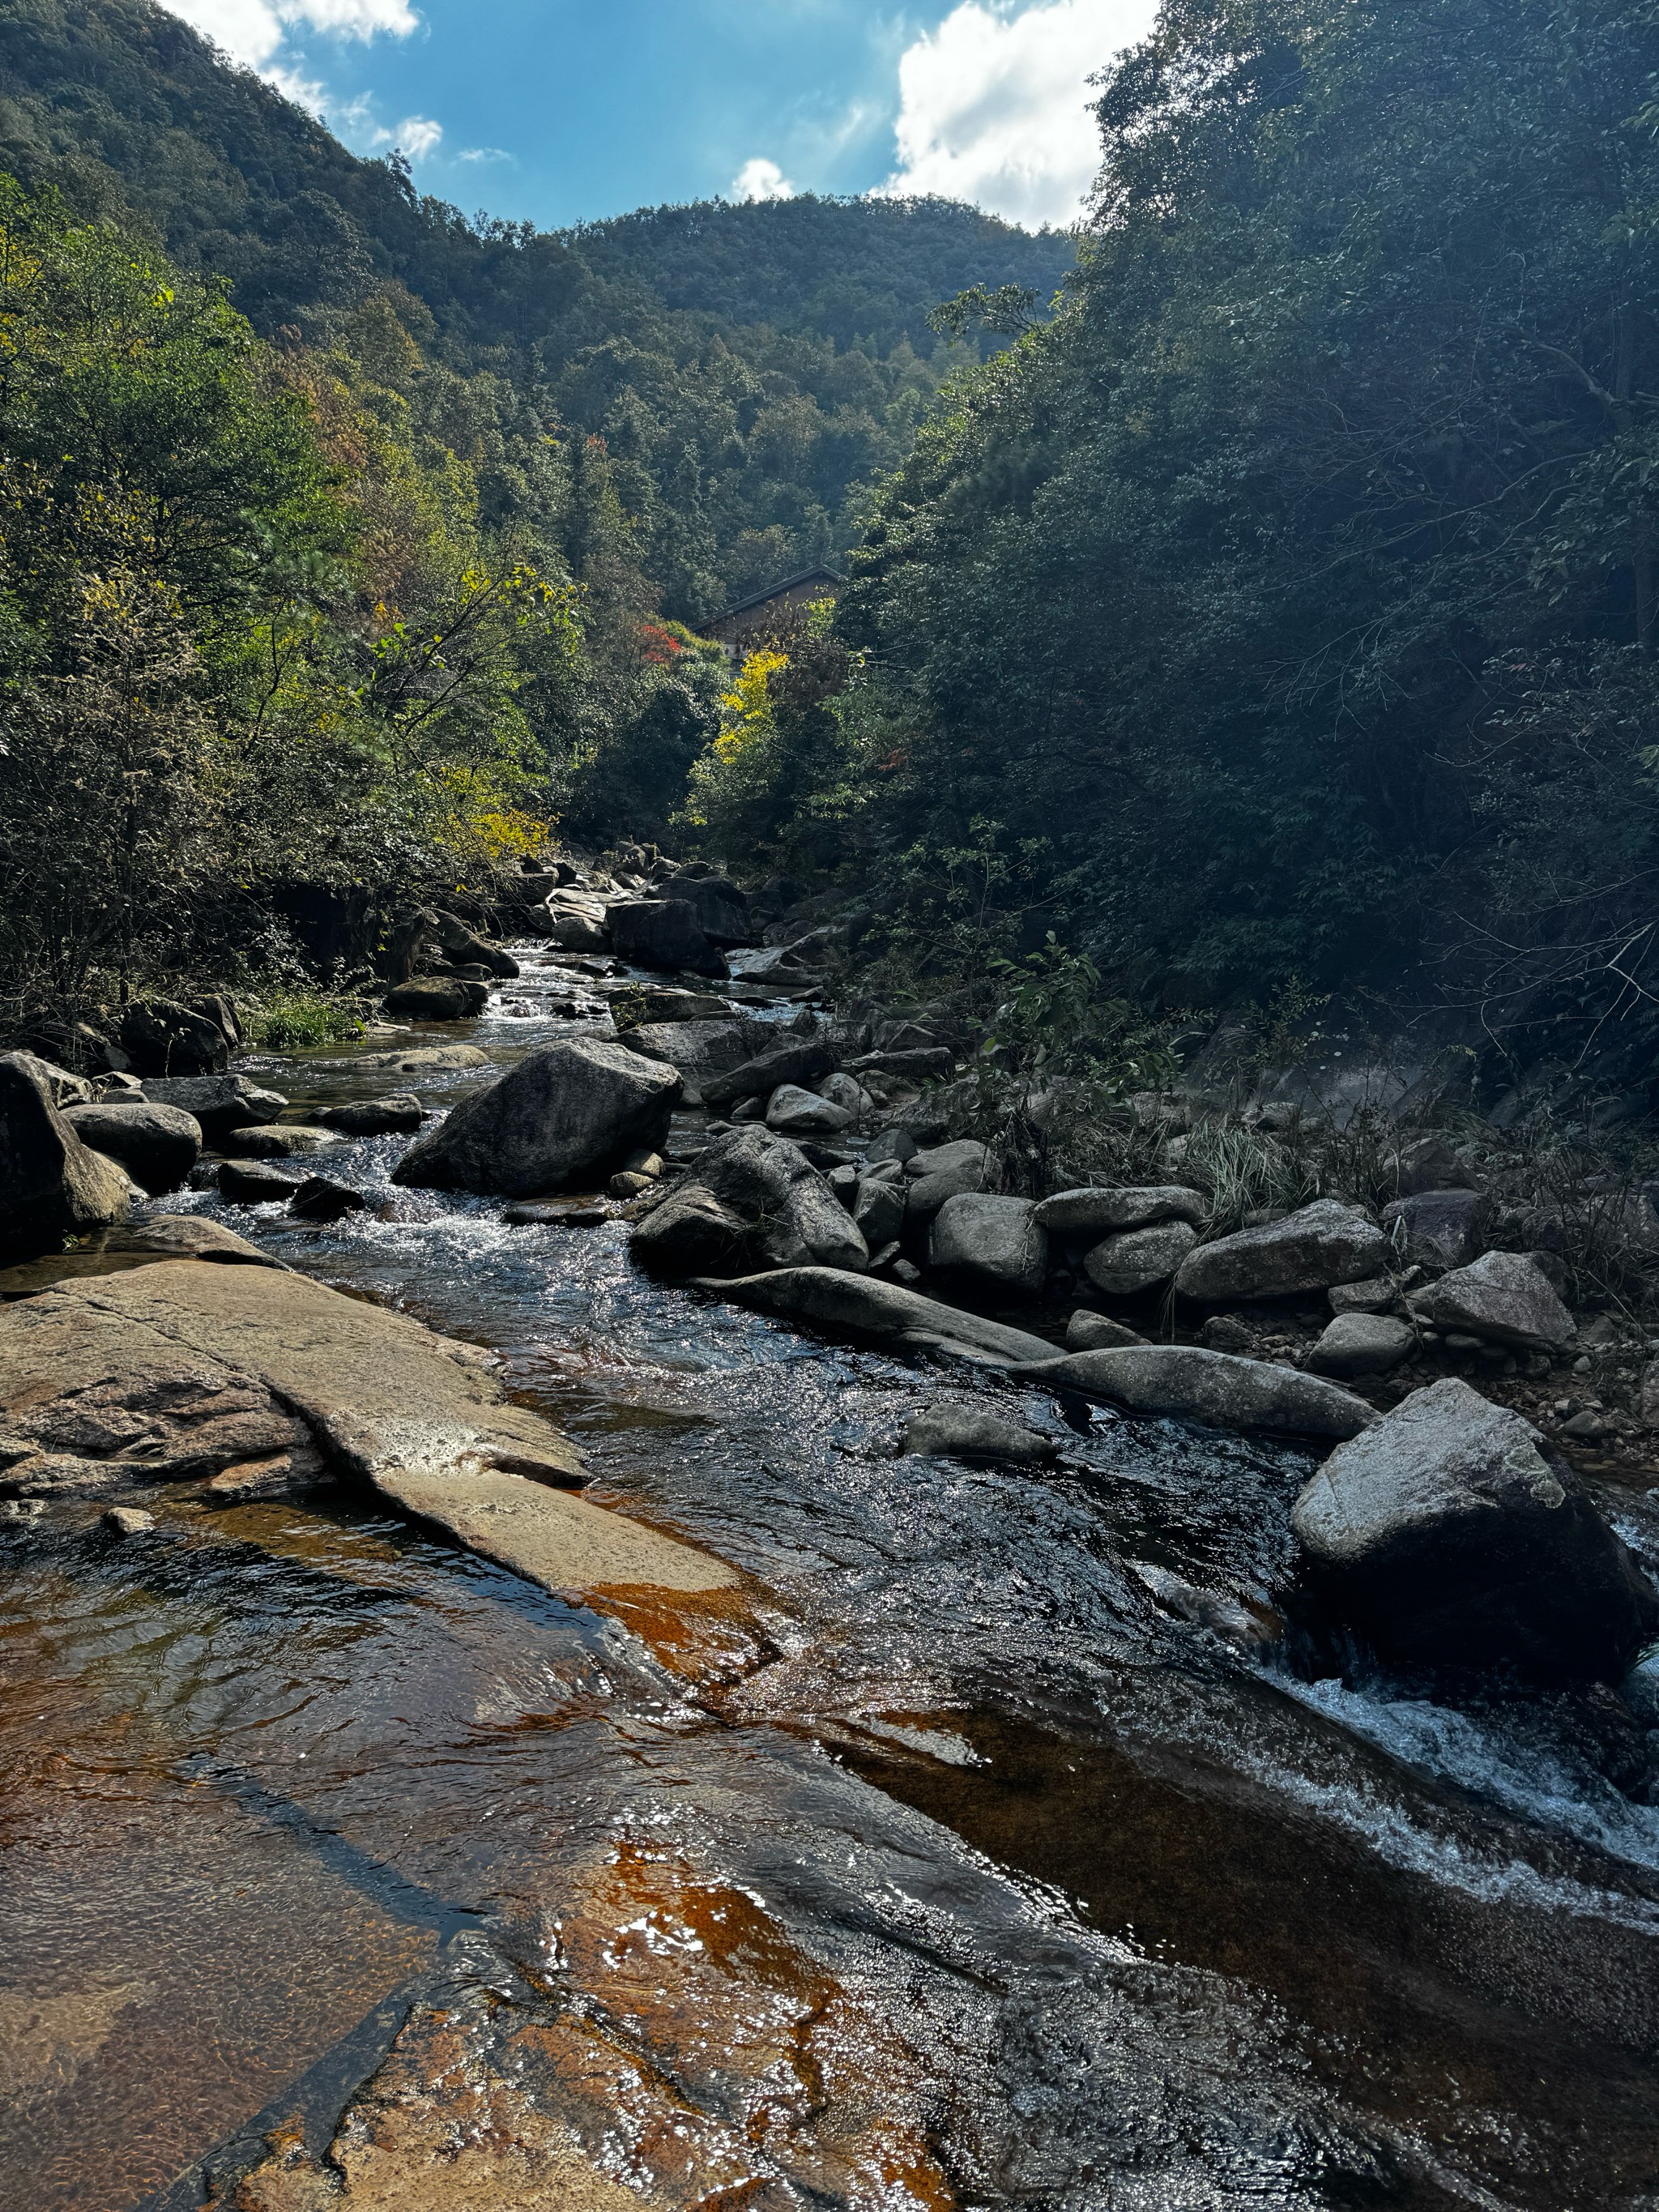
[244,981,373,1051]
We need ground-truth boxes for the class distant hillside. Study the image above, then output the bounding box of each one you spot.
[0,0,1077,613]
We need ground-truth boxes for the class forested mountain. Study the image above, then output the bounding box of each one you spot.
[0,0,1073,616]
[700,0,1659,1074]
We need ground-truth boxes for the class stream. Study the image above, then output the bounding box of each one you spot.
[5,946,1659,2210]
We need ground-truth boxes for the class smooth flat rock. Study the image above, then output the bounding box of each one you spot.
[393,1038,680,1198]
[0,1214,288,1299]
[1410,1249,1576,1354]
[1015,1345,1376,1439]
[1294,1378,1655,1679]
[1082,1219,1198,1296]
[702,1266,1057,1369]
[139,1073,288,1136]
[316,1095,426,1136]
[220,1159,305,1203]
[1036,1185,1208,1236]
[610,987,729,1031]
[219,1124,342,1158]
[0,1263,732,1594]
[1175,1200,1388,1304]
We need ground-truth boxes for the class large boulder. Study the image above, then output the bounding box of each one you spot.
[1382,1189,1488,1271]
[929,1194,1047,1295]
[905,1138,993,1224]
[1036,1185,1207,1236]
[383,976,489,1021]
[117,999,229,1077]
[62,1102,201,1195]
[1082,1219,1200,1296]
[655,872,753,947]
[392,1038,680,1198]
[1304,1312,1415,1379]
[1175,1200,1388,1305]
[766,1084,853,1137]
[617,1017,766,1085]
[0,1053,135,1258]
[633,1126,868,1275]
[139,1073,288,1137]
[545,908,610,954]
[1410,1250,1576,1355]
[1293,1379,1657,1680]
[606,899,727,978]
[703,1266,1057,1368]
[1016,1344,1375,1440]
[702,1040,834,1109]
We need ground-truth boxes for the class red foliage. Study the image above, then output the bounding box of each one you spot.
[639,620,686,665]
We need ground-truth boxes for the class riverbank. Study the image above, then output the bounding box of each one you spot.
[3,938,1659,2210]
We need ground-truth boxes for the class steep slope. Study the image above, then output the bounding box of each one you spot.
[0,0,1074,615]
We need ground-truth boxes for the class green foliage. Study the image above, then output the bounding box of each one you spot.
[748,0,1659,1053]
[0,0,1073,621]
[0,177,589,1030]
[243,979,371,1051]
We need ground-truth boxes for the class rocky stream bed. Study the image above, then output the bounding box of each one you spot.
[4,942,1659,2210]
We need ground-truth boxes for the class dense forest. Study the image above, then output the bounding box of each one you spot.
[714,0,1659,1090]
[0,0,1073,617]
[6,0,1659,1091]
[0,0,1075,1042]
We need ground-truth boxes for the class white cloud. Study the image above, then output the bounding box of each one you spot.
[160,0,418,70]
[732,157,796,203]
[881,0,1158,228]
[394,115,442,159]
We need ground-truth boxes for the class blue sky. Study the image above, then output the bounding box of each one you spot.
[160,1,1160,230]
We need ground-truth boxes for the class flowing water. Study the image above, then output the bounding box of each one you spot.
[5,950,1659,2210]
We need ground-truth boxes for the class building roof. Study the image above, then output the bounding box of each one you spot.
[706,566,845,629]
